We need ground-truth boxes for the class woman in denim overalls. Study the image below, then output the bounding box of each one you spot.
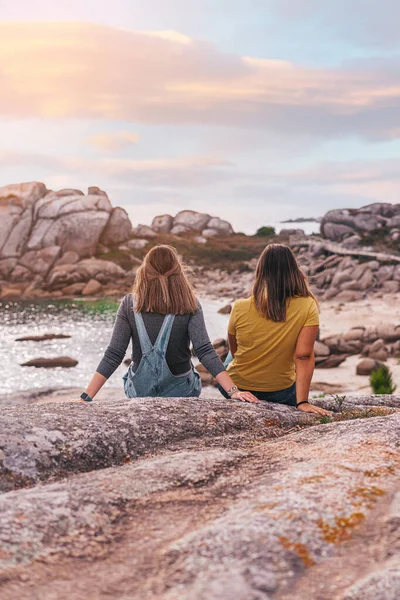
[78,245,258,404]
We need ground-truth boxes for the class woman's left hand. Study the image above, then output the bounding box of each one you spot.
[231,390,259,404]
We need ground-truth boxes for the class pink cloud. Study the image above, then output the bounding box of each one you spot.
[0,22,398,140]
[87,131,140,152]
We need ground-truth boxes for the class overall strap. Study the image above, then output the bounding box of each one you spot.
[154,314,175,355]
[133,311,154,355]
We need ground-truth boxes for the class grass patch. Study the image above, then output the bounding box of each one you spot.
[71,299,119,315]
[140,232,278,272]
[317,407,397,424]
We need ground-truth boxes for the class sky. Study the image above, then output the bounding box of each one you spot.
[0,1,399,233]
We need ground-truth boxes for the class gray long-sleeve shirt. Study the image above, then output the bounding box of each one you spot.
[96,294,226,379]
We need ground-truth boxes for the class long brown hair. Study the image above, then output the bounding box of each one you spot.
[132,245,198,315]
[253,244,316,322]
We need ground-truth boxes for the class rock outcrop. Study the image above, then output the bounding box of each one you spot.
[132,209,235,239]
[0,182,133,299]
[321,202,400,243]
[293,240,400,300]
[0,395,400,599]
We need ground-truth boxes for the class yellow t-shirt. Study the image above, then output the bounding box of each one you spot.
[227,295,319,392]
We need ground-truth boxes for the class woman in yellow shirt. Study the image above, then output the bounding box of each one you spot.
[222,244,329,415]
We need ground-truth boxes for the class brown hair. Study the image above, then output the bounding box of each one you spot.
[132,245,198,315]
[253,244,316,322]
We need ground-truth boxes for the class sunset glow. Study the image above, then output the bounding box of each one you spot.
[0,1,399,230]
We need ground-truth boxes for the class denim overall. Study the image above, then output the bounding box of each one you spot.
[123,310,202,398]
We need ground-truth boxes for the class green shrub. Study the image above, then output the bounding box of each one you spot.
[370,365,397,395]
[255,226,276,237]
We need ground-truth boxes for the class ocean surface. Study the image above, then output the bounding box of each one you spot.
[0,298,231,395]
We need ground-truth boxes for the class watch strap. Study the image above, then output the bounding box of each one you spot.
[296,400,309,408]
[80,392,93,403]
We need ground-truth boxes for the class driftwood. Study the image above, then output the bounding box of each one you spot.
[292,237,400,264]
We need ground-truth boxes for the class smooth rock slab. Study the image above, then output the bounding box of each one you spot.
[0,397,314,490]
[0,449,244,572]
[163,413,400,599]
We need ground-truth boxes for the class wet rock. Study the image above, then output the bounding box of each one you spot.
[21,357,78,369]
[15,334,71,342]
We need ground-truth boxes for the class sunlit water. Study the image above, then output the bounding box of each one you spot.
[0,298,231,395]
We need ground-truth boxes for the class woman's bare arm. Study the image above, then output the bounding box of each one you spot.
[295,326,329,415]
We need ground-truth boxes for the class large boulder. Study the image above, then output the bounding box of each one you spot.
[207,216,234,234]
[19,246,61,277]
[0,183,48,257]
[320,202,400,242]
[27,211,110,257]
[0,184,136,291]
[174,210,211,231]
[100,207,132,246]
[132,224,157,238]
[152,214,174,233]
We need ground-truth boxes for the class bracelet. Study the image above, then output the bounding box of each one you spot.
[227,386,239,398]
[296,401,310,408]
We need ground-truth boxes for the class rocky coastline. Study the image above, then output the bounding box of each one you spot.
[0,182,399,303]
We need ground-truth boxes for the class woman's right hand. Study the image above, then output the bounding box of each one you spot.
[297,402,330,416]
[231,390,259,404]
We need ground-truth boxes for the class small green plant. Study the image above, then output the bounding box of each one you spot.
[318,415,333,424]
[255,226,276,237]
[370,366,397,395]
[333,394,346,412]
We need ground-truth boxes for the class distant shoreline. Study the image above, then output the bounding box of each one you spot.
[281,217,320,223]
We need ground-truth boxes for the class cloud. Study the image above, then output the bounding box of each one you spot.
[0,22,399,140]
[282,160,400,186]
[87,131,140,152]
[0,150,236,188]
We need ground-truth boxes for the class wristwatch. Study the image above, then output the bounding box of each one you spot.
[80,392,93,403]
[227,386,239,398]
